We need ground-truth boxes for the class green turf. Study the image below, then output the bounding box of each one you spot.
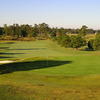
[0,40,100,100]
[0,40,96,60]
[0,40,68,59]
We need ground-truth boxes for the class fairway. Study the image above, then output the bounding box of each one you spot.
[0,40,100,100]
[0,40,68,59]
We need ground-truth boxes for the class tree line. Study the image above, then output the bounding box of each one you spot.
[1,23,100,50]
[0,23,99,40]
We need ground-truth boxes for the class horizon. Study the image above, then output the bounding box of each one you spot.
[0,0,100,29]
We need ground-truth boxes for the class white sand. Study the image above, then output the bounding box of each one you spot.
[0,59,25,64]
[0,60,14,64]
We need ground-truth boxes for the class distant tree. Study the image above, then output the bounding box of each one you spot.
[38,23,49,38]
[79,25,88,38]
[87,29,96,34]
[3,24,8,36]
[20,25,28,37]
[14,24,22,38]
[10,29,15,37]
[0,23,99,41]
[31,26,38,38]
[44,26,50,39]
[8,26,14,36]
[60,28,67,35]
[70,35,86,49]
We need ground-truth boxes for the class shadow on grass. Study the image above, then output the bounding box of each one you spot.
[0,52,25,59]
[0,42,15,49]
[0,56,14,59]
[0,47,9,49]
[0,60,72,75]
[0,52,25,55]
[80,48,94,51]
[8,48,47,50]
[4,42,15,44]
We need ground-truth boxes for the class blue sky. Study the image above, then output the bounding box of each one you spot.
[0,0,100,29]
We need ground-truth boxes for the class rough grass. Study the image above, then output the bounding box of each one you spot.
[85,34,96,41]
[0,38,100,100]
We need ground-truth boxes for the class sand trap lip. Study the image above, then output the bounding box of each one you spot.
[0,60,15,64]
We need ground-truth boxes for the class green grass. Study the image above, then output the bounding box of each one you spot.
[0,40,100,100]
[0,40,68,60]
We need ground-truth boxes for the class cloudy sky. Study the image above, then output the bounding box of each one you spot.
[0,0,100,29]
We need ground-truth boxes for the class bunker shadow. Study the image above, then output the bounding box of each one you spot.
[0,60,72,75]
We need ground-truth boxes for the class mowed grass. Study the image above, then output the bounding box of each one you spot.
[0,40,100,100]
[0,40,69,60]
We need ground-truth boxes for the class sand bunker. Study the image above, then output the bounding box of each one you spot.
[0,59,24,64]
[0,60,14,64]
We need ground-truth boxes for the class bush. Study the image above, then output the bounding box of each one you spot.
[53,35,86,49]
[60,35,71,47]
[70,35,86,49]
[56,35,63,44]
[52,37,57,42]
[51,31,56,38]
[93,38,100,50]
[88,39,94,49]
[88,33,100,50]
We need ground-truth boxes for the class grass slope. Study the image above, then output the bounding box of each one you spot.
[0,40,100,100]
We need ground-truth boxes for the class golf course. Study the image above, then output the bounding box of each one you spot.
[0,40,100,100]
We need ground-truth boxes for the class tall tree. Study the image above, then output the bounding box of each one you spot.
[38,23,49,38]
[3,24,8,36]
[79,25,88,38]
[31,24,39,38]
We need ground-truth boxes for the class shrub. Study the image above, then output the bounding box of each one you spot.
[60,35,71,47]
[56,35,63,44]
[51,31,56,38]
[88,33,100,50]
[70,35,86,49]
[52,37,57,42]
[93,38,100,50]
[88,39,94,49]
